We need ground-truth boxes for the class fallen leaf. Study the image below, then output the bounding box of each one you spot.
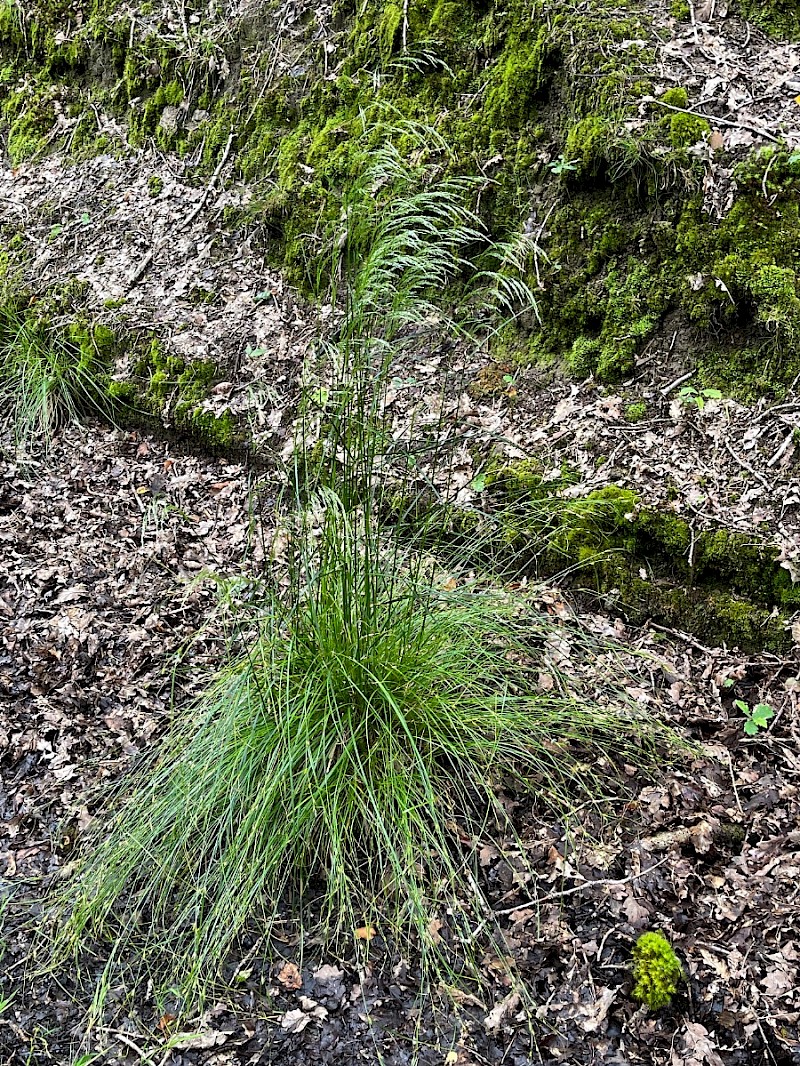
[276,960,302,990]
[170,1030,229,1049]
[484,991,521,1034]
[577,986,617,1033]
[678,1021,724,1066]
[623,892,651,926]
[280,1008,312,1033]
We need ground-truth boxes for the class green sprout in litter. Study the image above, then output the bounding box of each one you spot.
[734,699,774,736]
[549,155,579,175]
[632,931,682,1010]
[677,384,722,412]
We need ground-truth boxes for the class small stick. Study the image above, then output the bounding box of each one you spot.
[495,853,673,915]
[723,438,772,491]
[648,621,717,656]
[126,248,155,289]
[768,430,795,468]
[660,370,694,397]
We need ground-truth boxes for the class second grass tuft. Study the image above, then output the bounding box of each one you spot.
[0,299,115,456]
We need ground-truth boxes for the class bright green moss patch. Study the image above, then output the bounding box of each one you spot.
[123,337,242,452]
[668,110,709,149]
[632,932,682,1011]
[487,464,797,652]
[624,400,647,422]
[736,0,800,38]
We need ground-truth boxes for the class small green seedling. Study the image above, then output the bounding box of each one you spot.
[549,155,579,175]
[734,699,774,736]
[677,384,722,412]
[632,931,682,1010]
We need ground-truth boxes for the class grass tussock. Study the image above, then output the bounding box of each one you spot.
[47,117,676,1015]
[55,492,659,1006]
[0,303,111,455]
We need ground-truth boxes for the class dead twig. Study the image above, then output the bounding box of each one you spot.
[644,96,781,145]
[648,621,717,656]
[660,370,694,397]
[494,853,673,915]
[723,438,772,491]
[768,431,795,468]
[182,131,236,230]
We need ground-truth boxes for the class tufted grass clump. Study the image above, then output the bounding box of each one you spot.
[46,118,676,1015]
[53,489,663,1008]
[0,303,115,455]
[632,931,683,1010]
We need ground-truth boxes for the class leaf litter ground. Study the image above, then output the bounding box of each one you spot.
[1,422,798,1064]
[2,1,800,1062]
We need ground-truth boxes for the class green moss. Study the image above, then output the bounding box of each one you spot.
[632,933,682,1011]
[486,25,552,128]
[564,116,616,179]
[120,336,242,450]
[669,111,709,149]
[624,400,647,422]
[736,0,800,38]
[661,88,687,109]
[487,463,797,651]
[174,406,237,450]
[3,84,56,163]
[567,336,601,377]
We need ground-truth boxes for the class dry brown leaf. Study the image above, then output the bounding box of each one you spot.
[676,1021,724,1066]
[170,1030,229,1049]
[577,986,617,1033]
[276,960,302,990]
[484,991,521,1034]
[622,892,651,926]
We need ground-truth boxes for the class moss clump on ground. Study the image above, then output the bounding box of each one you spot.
[632,932,682,1010]
[624,400,647,422]
[122,336,240,452]
[487,463,798,652]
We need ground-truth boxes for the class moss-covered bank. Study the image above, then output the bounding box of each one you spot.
[0,273,242,453]
[488,463,798,652]
[3,0,800,397]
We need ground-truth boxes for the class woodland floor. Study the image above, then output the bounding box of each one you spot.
[2,1,800,1064]
[1,422,800,1065]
